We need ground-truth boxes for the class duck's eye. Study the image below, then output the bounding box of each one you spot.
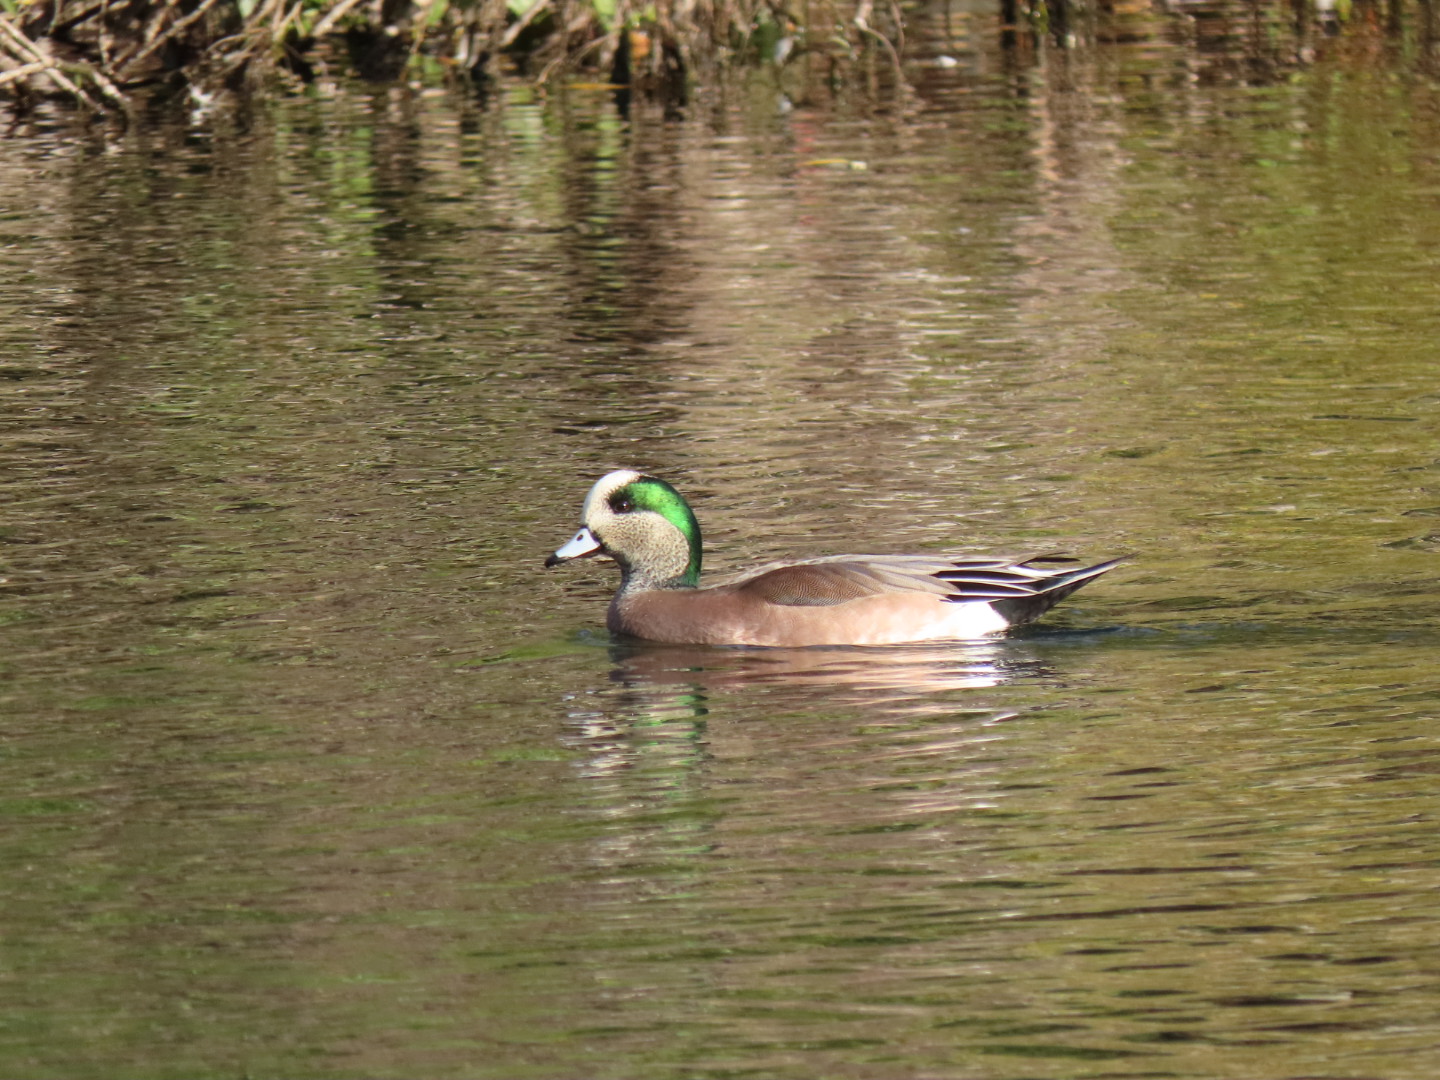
[609,492,635,514]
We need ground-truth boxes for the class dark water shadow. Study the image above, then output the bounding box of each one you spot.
[1022,618,1440,651]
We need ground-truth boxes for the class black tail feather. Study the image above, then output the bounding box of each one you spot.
[987,558,1122,626]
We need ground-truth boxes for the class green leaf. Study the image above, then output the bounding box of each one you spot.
[506,0,542,16]
[591,0,617,28]
[237,0,261,17]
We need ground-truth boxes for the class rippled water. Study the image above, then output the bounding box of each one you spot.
[3,10,1440,1078]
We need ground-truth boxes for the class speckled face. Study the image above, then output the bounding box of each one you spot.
[578,469,644,527]
[604,476,699,546]
[548,470,703,588]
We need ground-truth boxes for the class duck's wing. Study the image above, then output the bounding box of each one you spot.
[726,553,1118,612]
[724,557,952,607]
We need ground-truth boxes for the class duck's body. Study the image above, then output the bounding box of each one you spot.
[609,555,1054,646]
[547,470,1119,647]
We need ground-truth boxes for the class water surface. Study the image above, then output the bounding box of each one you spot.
[2,11,1440,1078]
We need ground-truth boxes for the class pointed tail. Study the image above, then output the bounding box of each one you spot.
[990,558,1122,627]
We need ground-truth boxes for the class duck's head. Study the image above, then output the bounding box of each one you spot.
[546,469,703,589]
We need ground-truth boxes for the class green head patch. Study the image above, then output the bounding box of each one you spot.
[609,476,702,585]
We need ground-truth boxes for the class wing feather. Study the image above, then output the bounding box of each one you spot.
[726,553,1118,609]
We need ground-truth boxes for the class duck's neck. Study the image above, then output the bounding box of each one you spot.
[618,556,699,594]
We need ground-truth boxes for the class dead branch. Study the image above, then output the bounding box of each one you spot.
[312,0,372,40]
[0,13,105,106]
[115,0,223,79]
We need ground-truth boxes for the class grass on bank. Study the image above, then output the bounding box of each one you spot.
[0,0,909,112]
[0,0,1426,115]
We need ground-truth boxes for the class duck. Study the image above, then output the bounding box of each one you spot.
[546,469,1120,647]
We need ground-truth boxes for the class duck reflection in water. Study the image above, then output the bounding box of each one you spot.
[558,637,1053,783]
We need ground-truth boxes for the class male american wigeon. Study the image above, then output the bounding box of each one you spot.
[546,469,1119,647]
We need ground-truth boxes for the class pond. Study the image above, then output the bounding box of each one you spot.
[2,5,1440,1077]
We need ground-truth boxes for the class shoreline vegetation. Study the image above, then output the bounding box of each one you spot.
[0,0,821,113]
[0,0,1431,116]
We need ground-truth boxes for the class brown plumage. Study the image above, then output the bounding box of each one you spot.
[546,470,1120,647]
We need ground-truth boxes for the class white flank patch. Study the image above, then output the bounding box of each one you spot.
[935,601,1011,640]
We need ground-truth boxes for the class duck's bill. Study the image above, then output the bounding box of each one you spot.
[546,526,603,567]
